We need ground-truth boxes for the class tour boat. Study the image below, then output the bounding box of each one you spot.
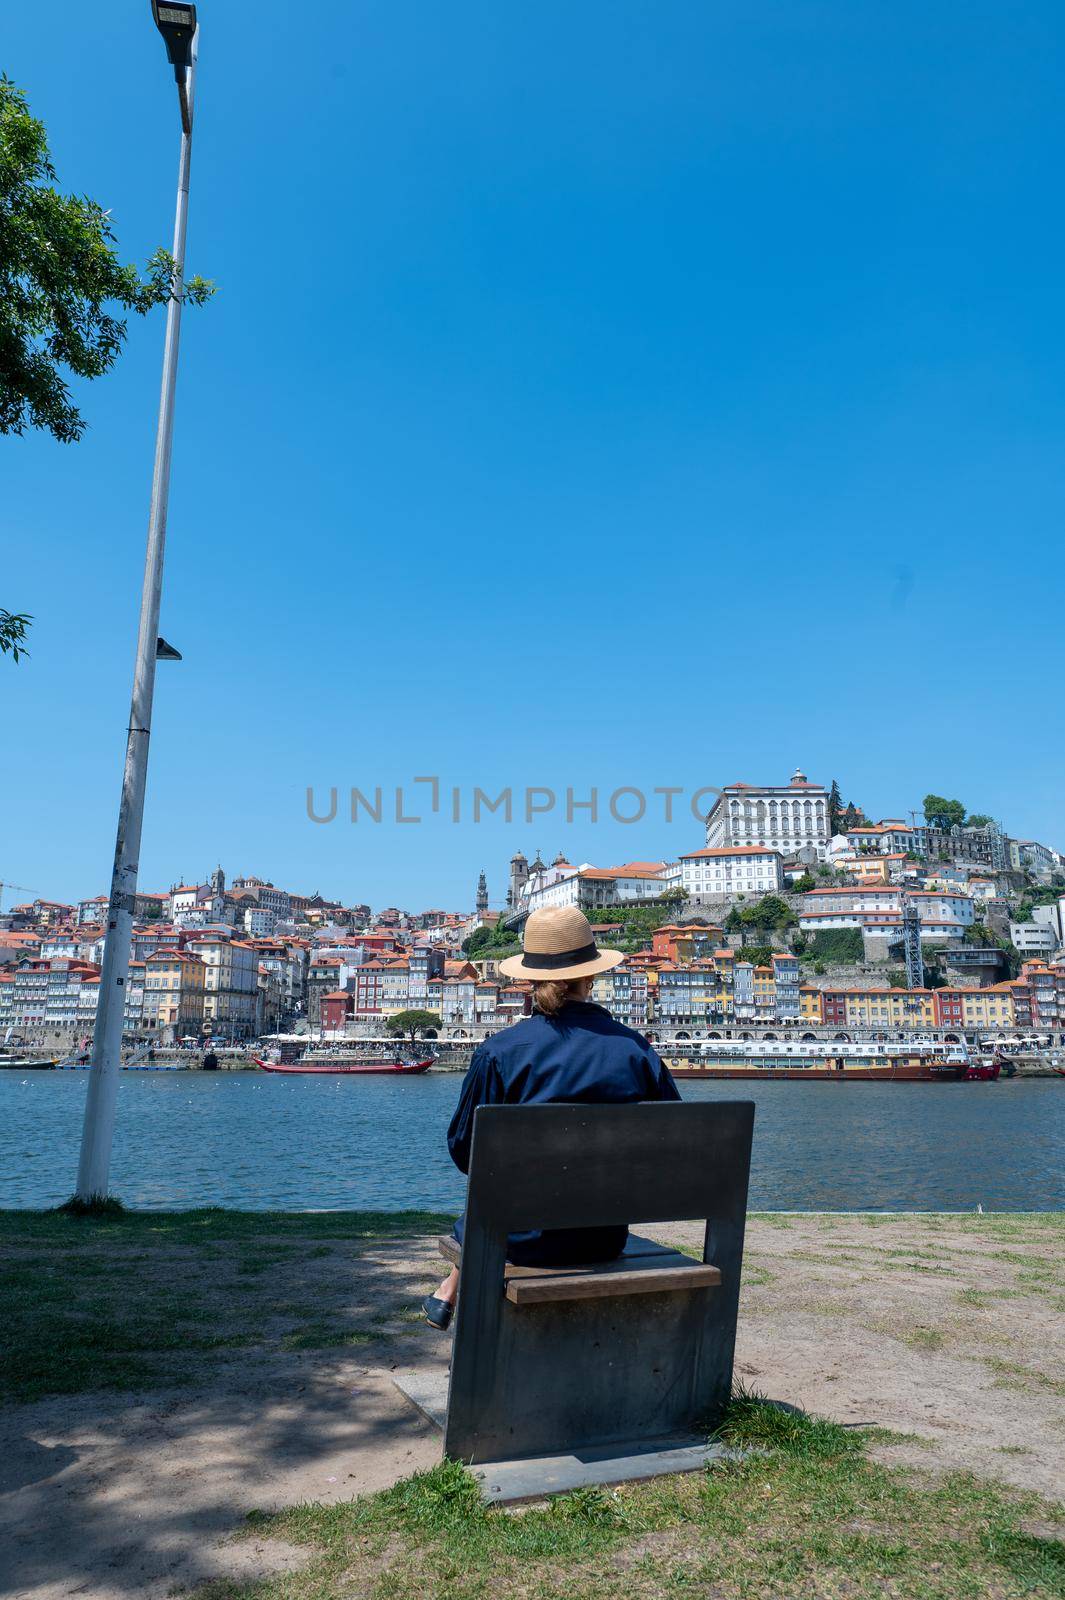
[964,1058,1001,1081]
[0,1054,58,1070]
[665,1039,970,1081]
[253,1054,433,1076]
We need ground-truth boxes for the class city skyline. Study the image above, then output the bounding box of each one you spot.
[5,781,1059,917]
[4,2,1065,908]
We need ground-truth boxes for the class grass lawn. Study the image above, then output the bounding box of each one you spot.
[188,1400,1065,1600]
[0,1207,452,1405]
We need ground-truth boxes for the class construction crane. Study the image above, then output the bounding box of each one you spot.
[0,881,40,916]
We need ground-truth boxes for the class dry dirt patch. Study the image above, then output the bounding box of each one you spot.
[655,1212,1065,1499]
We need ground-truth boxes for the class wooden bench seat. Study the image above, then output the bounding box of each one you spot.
[437,1231,721,1305]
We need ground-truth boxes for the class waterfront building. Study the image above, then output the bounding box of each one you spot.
[0,957,102,1040]
[679,846,784,904]
[247,939,307,1017]
[933,985,1015,1033]
[185,934,260,1039]
[653,962,719,1030]
[704,770,829,859]
[772,952,800,1021]
[609,962,651,1030]
[319,990,354,1032]
[306,954,352,1026]
[125,961,146,1032]
[475,981,503,1028]
[799,986,823,1025]
[408,944,445,1009]
[1010,962,1065,1033]
[142,950,206,1039]
[819,987,937,1032]
[429,974,478,1031]
[378,958,409,1014]
[732,961,755,1023]
[353,959,387,1018]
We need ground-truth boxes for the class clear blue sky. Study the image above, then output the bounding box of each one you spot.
[3,1,1063,913]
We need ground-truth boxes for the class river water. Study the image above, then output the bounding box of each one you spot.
[0,1071,1061,1212]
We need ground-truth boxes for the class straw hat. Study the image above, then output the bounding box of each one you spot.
[498,906,624,981]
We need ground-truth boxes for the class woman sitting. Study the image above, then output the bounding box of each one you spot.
[423,905,680,1329]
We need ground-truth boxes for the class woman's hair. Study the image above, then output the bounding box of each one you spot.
[532,977,587,1018]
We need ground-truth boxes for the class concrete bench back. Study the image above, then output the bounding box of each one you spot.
[444,1100,755,1464]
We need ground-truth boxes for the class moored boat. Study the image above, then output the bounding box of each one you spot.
[665,1039,970,1081]
[253,1055,432,1076]
[964,1058,1001,1081]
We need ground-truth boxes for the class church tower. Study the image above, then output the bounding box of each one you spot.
[508,849,529,909]
[476,869,488,916]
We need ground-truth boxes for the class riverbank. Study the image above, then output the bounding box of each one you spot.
[1,1209,1061,1598]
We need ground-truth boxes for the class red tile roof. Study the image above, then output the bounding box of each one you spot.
[680,846,781,860]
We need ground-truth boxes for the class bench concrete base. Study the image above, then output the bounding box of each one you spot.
[391,1369,735,1504]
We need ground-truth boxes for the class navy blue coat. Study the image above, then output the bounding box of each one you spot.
[447,1000,680,1266]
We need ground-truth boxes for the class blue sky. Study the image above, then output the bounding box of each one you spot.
[3,1,1063,913]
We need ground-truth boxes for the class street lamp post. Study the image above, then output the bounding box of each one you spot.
[74,3,200,1200]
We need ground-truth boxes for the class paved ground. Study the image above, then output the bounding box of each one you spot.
[1,1213,1061,1599]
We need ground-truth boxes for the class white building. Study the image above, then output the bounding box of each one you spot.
[1011,921,1057,955]
[799,885,974,942]
[704,770,829,860]
[244,905,278,938]
[1033,898,1065,946]
[524,862,672,914]
[845,820,921,855]
[679,846,784,904]
[800,886,974,925]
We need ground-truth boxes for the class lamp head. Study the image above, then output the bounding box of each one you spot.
[151,1,197,74]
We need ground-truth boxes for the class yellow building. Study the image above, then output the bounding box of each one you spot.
[961,984,1015,1031]
[799,986,823,1024]
[143,949,206,1038]
[830,988,937,1030]
[752,966,775,1015]
[712,950,734,1021]
[848,856,890,885]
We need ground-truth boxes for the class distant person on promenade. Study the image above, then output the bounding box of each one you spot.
[422,905,680,1330]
